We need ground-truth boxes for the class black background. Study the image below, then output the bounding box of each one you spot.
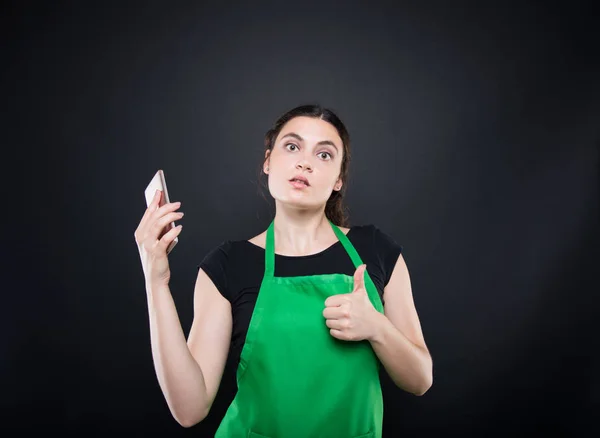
[2,1,599,436]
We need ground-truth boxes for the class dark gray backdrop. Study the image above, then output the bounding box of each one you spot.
[2,1,599,436]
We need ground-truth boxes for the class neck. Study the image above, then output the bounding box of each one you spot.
[272,205,333,256]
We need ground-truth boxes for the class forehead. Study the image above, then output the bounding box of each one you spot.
[277,116,341,145]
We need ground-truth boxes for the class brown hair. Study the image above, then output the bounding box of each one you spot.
[258,104,352,228]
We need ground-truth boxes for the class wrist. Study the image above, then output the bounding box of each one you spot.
[146,280,170,297]
[368,311,390,344]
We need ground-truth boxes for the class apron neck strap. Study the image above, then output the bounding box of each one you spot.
[264,218,363,278]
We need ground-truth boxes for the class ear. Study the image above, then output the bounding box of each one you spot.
[264,150,271,174]
[334,178,343,191]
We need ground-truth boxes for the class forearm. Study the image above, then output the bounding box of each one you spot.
[146,283,208,426]
[369,312,433,396]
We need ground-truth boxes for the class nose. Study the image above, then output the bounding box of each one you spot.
[296,160,312,172]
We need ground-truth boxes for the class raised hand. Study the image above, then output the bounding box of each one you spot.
[134,189,184,287]
[323,264,379,342]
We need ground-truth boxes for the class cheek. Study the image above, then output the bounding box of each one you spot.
[268,152,287,170]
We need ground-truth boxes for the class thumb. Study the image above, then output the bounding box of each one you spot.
[353,264,367,293]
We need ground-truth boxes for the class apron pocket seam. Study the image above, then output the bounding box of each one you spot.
[248,430,272,438]
[352,431,374,438]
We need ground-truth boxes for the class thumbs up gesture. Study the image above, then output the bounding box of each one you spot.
[323,264,379,342]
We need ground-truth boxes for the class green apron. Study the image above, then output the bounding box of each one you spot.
[215,219,385,438]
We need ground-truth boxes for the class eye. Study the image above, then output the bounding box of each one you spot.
[285,143,332,161]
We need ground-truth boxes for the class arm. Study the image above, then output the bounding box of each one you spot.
[146,268,231,427]
[368,254,433,396]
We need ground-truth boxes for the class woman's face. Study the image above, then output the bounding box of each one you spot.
[264,116,344,210]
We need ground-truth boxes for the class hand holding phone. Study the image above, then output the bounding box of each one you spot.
[134,169,183,286]
[143,169,180,254]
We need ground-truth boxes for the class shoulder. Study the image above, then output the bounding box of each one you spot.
[371,224,403,253]
[349,224,403,251]
[196,239,250,301]
[198,239,234,264]
[354,223,404,286]
[345,223,373,238]
[197,238,250,277]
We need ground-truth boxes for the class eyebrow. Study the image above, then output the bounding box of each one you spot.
[280,132,339,153]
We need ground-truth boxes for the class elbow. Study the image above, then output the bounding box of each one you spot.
[173,406,209,428]
[413,376,432,396]
[178,420,199,429]
[175,414,203,429]
[176,416,200,429]
[414,363,433,396]
[395,373,433,396]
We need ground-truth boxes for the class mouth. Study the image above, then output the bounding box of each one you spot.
[289,175,310,186]
[289,179,309,189]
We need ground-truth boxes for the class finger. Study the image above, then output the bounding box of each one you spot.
[150,200,182,227]
[324,293,347,308]
[353,264,367,292]
[149,189,163,214]
[329,329,346,340]
[141,190,175,232]
[139,190,162,229]
[147,204,182,242]
[157,224,183,251]
[325,318,345,330]
[153,188,162,207]
[153,197,181,215]
[152,211,184,239]
[322,306,347,320]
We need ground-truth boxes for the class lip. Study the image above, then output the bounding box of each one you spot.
[290,180,309,189]
[289,175,310,186]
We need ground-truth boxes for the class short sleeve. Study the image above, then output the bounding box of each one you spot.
[372,225,403,288]
[196,241,231,301]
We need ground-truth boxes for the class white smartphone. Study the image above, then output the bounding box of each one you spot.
[144,169,178,254]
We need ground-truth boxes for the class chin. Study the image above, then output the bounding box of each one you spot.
[273,194,321,209]
[281,198,315,208]
[270,185,326,206]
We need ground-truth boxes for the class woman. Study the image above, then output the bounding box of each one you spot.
[135,104,433,437]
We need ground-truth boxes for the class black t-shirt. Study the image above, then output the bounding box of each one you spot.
[196,224,403,372]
